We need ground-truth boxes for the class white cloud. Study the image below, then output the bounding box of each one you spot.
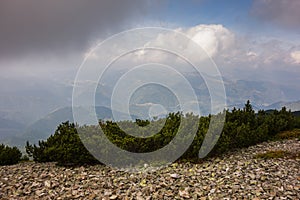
[246,51,258,62]
[290,51,300,64]
[132,24,235,65]
[246,51,257,57]
[81,24,300,81]
[84,25,235,68]
[186,24,235,57]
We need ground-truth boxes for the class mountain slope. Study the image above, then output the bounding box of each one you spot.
[265,100,300,111]
[22,106,114,142]
[0,117,25,140]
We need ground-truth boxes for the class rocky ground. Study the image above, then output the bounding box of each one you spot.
[0,139,299,200]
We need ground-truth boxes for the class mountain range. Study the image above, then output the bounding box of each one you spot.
[1,73,300,147]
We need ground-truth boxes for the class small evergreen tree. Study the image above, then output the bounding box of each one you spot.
[26,121,100,166]
[0,144,22,165]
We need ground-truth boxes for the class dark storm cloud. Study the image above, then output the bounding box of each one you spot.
[251,0,300,31]
[0,0,161,59]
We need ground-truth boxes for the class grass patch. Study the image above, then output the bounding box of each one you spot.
[254,150,289,159]
[274,129,300,140]
[254,150,300,159]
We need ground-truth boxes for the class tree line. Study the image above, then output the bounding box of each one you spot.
[1,101,299,166]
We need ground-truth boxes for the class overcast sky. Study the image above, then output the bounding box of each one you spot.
[1,0,299,75]
[1,0,300,122]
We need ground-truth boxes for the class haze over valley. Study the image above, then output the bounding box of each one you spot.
[1,0,300,146]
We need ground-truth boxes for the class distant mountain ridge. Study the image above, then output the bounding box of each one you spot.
[265,100,300,112]
[4,99,300,147]
[22,106,117,142]
[1,73,300,147]
[4,106,141,147]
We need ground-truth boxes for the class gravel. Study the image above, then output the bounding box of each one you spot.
[0,139,299,199]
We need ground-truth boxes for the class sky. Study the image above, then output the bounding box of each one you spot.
[1,0,299,77]
[1,0,300,124]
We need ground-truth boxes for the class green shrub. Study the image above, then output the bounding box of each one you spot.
[26,121,100,166]
[0,144,22,165]
[24,101,298,165]
[294,117,300,129]
[100,112,181,153]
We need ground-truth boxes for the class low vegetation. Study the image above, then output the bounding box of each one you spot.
[0,100,298,166]
[254,150,290,159]
[274,129,300,140]
[23,100,300,166]
[254,150,300,160]
[0,144,22,165]
[25,122,100,166]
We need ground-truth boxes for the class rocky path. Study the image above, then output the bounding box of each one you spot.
[0,139,299,199]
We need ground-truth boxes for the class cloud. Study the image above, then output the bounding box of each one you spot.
[220,38,293,69]
[81,24,235,71]
[83,23,299,74]
[0,0,161,60]
[290,51,300,64]
[115,24,235,65]
[186,24,235,58]
[246,51,257,60]
[72,23,300,88]
[251,0,300,31]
